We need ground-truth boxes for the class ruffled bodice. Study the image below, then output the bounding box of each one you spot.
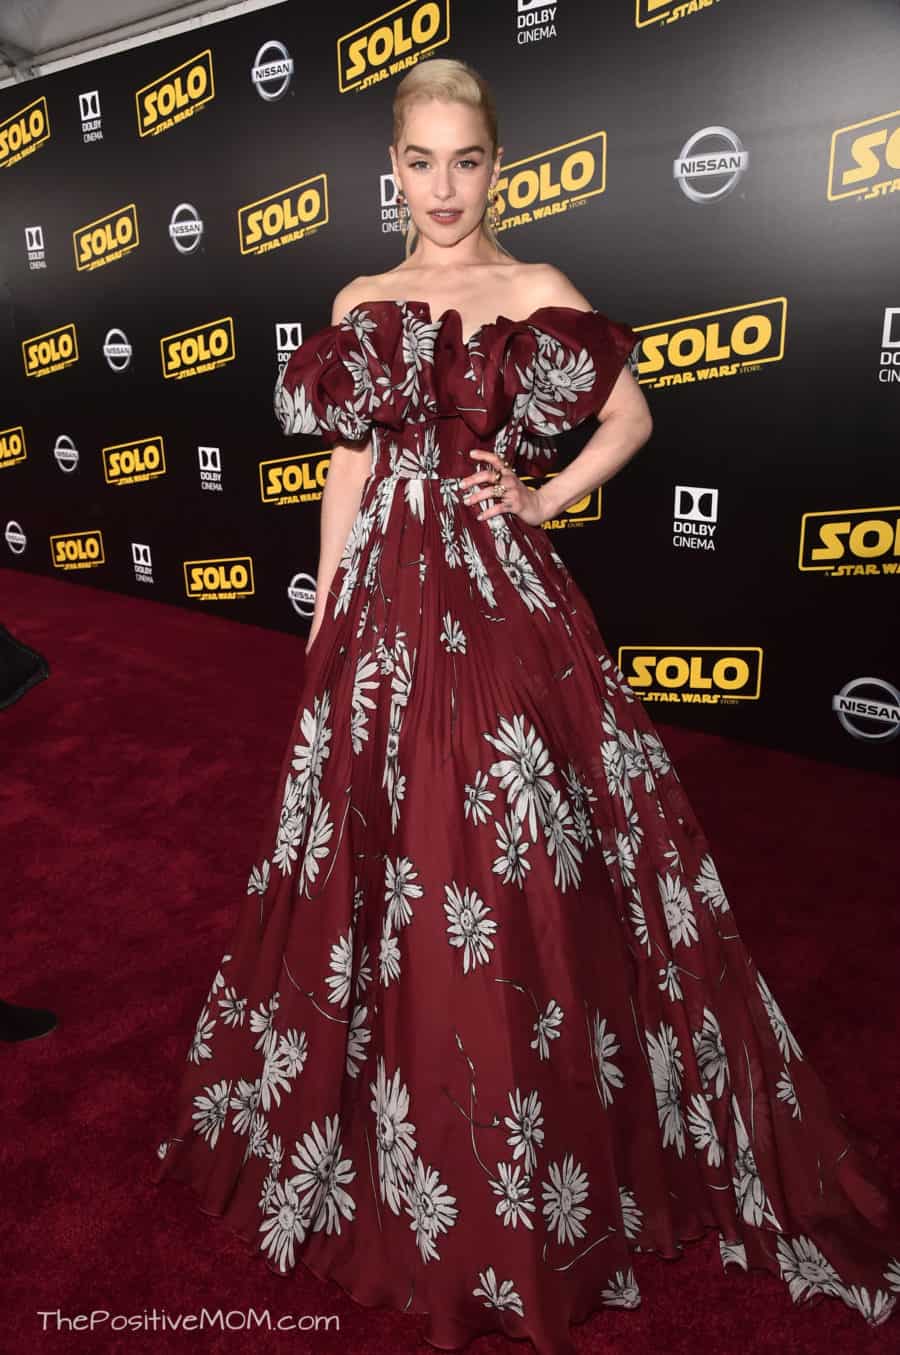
[273,300,638,480]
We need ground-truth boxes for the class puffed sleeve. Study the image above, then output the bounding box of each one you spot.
[465,306,639,479]
[511,307,639,437]
[273,321,373,447]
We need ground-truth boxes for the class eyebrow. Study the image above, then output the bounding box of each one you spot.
[403,144,486,155]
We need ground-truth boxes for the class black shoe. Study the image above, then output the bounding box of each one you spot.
[0,999,58,1042]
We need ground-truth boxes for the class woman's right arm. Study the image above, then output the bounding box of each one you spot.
[305,440,371,653]
[305,281,371,654]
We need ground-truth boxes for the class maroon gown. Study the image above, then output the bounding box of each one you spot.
[152,299,900,1352]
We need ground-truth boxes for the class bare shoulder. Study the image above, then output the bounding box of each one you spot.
[331,263,593,323]
[330,274,381,324]
[524,262,594,313]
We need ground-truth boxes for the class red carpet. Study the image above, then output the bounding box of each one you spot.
[2,566,898,1355]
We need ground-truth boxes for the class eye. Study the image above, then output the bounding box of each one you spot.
[408,160,429,171]
[457,159,478,169]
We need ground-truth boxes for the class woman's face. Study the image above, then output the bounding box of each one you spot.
[390,97,501,247]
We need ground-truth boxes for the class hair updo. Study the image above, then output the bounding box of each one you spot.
[392,57,512,260]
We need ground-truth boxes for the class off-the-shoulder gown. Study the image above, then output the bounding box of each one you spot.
[152,299,900,1353]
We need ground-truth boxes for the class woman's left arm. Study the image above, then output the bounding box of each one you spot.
[534,364,652,519]
[526,263,652,519]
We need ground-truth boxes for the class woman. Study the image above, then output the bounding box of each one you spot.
[153,57,900,1353]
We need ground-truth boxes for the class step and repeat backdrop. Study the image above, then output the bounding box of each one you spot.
[1,0,898,770]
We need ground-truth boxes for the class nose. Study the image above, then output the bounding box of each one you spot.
[433,165,454,200]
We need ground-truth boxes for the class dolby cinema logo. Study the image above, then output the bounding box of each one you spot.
[78,88,103,142]
[25,223,46,271]
[515,0,558,46]
[131,541,154,584]
[169,203,204,255]
[198,444,222,492]
[379,174,403,234]
[250,40,293,101]
[675,126,748,203]
[276,322,303,365]
[880,307,900,383]
[673,484,718,551]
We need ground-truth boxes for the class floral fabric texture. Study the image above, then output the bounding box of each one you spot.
[153,300,900,1353]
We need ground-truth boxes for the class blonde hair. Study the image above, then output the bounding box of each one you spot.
[392,57,513,261]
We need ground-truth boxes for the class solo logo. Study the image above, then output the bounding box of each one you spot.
[338,1,451,93]
[136,50,215,137]
[493,132,606,231]
[260,452,330,505]
[617,645,763,704]
[636,0,717,27]
[520,471,602,530]
[828,108,900,203]
[22,323,79,378]
[103,436,167,486]
[238,174,328,255]
[799,505,900,577]
[50,529,105,571]
[0,96,50,168]
[161,317,235,379]
[74,204,140,271]
[635,298,786,388]
[0,426,27,469]
[184,556,255,601]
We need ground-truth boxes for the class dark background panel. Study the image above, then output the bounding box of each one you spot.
[1,0,898,771]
